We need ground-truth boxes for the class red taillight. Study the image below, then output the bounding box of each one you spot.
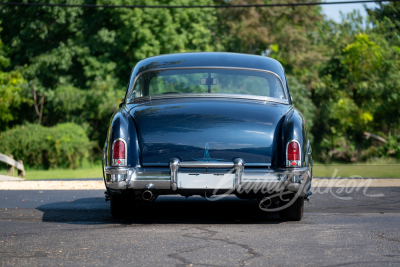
[287,142,299,161]
[113,140,125,159]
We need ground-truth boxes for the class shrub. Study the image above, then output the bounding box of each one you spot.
[0,123,93,169]
[380,135,400,159]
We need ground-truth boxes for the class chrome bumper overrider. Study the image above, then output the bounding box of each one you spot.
[104,158,311,194]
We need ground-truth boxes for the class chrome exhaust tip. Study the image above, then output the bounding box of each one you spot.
[142,190,154,201]
[259,197,272,210]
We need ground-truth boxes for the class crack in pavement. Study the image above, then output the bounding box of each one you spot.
[169,245,223,267]
[168,226,263,267]
[322,260,400,267]
[377,232,400,243]
[0,250,49,259]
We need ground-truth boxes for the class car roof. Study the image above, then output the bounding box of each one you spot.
[132,52,287,83]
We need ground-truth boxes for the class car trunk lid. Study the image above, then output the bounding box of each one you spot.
[128,98,290,166]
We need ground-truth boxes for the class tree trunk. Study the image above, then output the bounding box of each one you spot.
[32,87,45,125]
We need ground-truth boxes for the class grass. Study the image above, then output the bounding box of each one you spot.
[313,158,400,178]
[0,162,103,180]
[24,164,103,180]
[313,164,400,178]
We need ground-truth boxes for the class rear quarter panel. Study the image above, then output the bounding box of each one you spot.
[282,107,310,168]
[104,107,140,168]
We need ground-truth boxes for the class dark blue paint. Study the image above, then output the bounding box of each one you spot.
[105,52,310,169]
[282,108,309,166]
[127,98,290,167]
[105,108,140,167]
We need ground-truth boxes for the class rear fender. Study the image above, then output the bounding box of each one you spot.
[282,108,309,168]
[104,106,140,168]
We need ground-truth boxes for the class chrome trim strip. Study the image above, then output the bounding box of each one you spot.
[105,166,308,176]
[179,161,235,168]
[277,167,308,175]
[127,66,288,102]
[140,163,271,168]
[134,94,289,105]
[111,138,127,167]
[286,140,301,167]
[105,167,129,175]
[245,163,271,167]
[134,176,170,180]
[277,167,307,172]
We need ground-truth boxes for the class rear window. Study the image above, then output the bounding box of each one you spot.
[127,68,286,101]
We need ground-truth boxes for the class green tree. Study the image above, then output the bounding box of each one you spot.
[367,2,400,137]
[0,68,27,129]
[217,0,324,85]
[287,76,316,143]
[367,1,400,46]
[1,0,220,148]
[0,29,28,130]
[313,7,400,161]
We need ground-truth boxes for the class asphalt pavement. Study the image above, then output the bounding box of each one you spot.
[0,187,399,266]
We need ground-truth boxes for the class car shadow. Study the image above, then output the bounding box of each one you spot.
[36,195,282,225]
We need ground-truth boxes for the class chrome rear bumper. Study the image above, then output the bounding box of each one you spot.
[104,158,312,195]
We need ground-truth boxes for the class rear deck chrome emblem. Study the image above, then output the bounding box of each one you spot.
[193,143,224,162]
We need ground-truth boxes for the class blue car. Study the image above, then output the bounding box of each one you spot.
[103,52,313,221]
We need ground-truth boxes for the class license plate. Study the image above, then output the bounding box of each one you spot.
[178,173,235,189]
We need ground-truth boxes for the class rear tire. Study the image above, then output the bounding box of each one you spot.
[110,194,134,220]
[279,194,304,221]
